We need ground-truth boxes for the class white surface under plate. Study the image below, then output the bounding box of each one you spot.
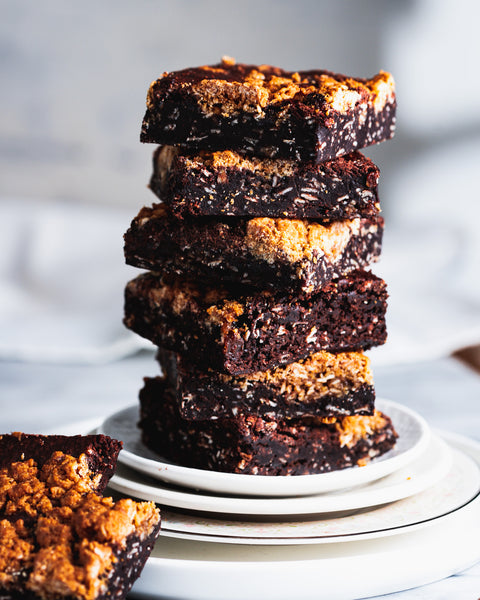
[107,432,451,517]
[131,431,480,599]
[99,398,430,497]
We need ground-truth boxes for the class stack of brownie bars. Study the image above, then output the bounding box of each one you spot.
[123,57,398,476]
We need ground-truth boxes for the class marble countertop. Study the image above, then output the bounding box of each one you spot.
[2,350,479,599]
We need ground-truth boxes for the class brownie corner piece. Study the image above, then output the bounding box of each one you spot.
[0,432,161,600]
[0,432,123,493]
[140,58,396,161]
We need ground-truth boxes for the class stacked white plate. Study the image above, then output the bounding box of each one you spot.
[92,398,480,599]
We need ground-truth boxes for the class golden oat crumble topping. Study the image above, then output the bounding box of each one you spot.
[336,410,389,449]
[206,299,245,327]
[0,452,160,600]
[145,272,234,317]
[245,217,361,264]
[148,57,395,118]
[183,149,296,177]
[220,351,373,401]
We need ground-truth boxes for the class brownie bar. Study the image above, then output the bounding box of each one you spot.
[124,203,383,295]
[150,146,380,220]
[124,270,388,375]
[0,433,122,494]
[158,348,375,420]
[139,377,397,475]
[0,434,161,600]
[141,57,396,162]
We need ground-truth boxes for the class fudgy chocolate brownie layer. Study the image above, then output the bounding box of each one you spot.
[0,433,122,494]
[0,526,160,600]
[150,147,380,219]
[141,58,396,162]
[124,204,383,296]
[157,348,375,420]
[124,270,388,375]
[139,377,397,475]
[0,435,161,600]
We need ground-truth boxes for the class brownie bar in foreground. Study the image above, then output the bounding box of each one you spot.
[141,57,396,162]
[139,377,397,475]
[124,270,388,375]
[158,348,375,420]
[150,146,380,219]
[124,203,383,295]
[0,432,122,494]
[0,433,161,600]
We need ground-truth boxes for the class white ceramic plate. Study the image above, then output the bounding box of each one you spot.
[99,398,430,497]
[107,432,451,516]
[131,432,480,600]
[152,444,478,544]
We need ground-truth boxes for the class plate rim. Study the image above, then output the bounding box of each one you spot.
[99,398,431,497]
[107,431,452,516]
[146,431,480,546]
[133,484,480,600]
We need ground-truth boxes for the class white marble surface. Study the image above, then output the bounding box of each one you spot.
[1,351,480,599]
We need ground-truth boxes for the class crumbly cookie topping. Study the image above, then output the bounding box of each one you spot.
[366,71,396,113]
[221,351,373,401]
[0,452,160,600]
[245,217,361,264]
[206,299,245,327]
[149,59,395,118]
[185,149,296,177]
[336,410,389,449]
[144,272,233,316]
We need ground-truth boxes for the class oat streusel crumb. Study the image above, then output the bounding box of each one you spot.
[0,452,160,600]
[220,351,373,402]
[336,410,389,449]
[148,60,395,118]
[245,217,361,264]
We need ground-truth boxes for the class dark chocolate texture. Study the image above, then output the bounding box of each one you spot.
[123,270,388,375]
[124,203,384,296]
[139,377,398,475]
[157,348,376,420]
[140,59,396,162]
[150,147,380,219]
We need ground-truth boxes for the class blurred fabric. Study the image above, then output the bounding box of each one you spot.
[1,0,479,365]
[0,197,144,362]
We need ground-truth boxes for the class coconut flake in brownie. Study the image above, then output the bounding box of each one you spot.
[124,203,383,296]
[150,146,380,220]
[139,377,397,475]
[123,270,388,375]
[158,348,376,420]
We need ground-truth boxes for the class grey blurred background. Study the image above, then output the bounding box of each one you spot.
[1,0,480,367]
[1,0,478,213]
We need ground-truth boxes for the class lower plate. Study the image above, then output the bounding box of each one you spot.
[48,411,480,598]
[111,436,474,544]
[108,432,452,517]
[132,431,480,599]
